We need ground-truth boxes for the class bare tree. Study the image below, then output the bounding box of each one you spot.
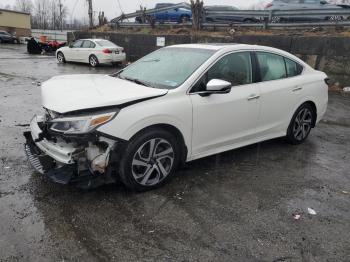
[14,0,33,13]
[190,0,204,30]
[31,0,67,30]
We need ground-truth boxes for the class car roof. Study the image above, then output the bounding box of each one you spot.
[166,43,308,65]
[78,39,111,42]
[167,43,253,51]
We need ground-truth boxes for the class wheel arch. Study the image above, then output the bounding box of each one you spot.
[303,100,317,127]
[128,123,188,165]
[290,99,318,128]
[56,50,64,58]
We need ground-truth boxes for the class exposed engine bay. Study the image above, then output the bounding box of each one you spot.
[24,109,122,189]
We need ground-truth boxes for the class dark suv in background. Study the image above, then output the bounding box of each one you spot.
[0,31,18,44]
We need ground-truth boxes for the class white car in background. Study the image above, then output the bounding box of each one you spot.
[56,39,126,67]
[25,44,328,191]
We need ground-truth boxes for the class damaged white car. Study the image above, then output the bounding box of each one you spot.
[24,44,328,191]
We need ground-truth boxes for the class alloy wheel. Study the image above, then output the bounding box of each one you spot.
[293,108,312,141]
[329,15,343,21]
[90,56,97,67]
[131,138,174,186]
[57,53,64,62]
[271,16,281,23]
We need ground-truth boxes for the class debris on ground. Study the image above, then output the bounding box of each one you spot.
[307,208,317,215]
[293,214,301,220]
[341,190,349,194]
[343,87,350,92]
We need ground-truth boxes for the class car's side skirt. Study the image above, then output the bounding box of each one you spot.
[187,131,286,162]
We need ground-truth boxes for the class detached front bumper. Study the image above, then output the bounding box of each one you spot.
[24,115,117,187]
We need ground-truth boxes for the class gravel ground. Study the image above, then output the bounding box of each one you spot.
[0,44,349,262]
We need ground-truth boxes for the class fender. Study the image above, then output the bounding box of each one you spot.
[97,93,193,157]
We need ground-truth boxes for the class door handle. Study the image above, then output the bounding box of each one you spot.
[247,94,260,101]
[292,87,302,92]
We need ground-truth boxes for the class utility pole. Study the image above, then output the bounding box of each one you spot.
[87,0,93,29]
[59,0,63,31]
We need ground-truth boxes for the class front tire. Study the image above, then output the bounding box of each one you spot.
[286,103,315,145]
[89,55,99,67]
[118,128,180,191]
[179,15,189,24]
[57,52,66,63]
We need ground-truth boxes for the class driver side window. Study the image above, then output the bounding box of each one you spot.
[191,52,253,93]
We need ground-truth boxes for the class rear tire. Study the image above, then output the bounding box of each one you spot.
[271,16,281,23]
[286,103,315,145]
[89,55,99,67]
[118,128,180,191]
[57,52,66,63]
[327,15,343,21]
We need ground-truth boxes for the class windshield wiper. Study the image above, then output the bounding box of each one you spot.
[141,59,160,63]
[123,77,152,88]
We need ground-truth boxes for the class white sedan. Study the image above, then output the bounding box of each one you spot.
[56,39,126,67]
[25,44,328,191]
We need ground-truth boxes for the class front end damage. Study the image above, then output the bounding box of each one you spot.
[24,114,121,188]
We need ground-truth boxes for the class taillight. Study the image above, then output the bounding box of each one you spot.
[103,48,112,54]
[324,78,331,86]
[265,2,273,8]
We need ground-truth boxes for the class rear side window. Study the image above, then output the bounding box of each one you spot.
[285,58,303,77]
[82,41,91,48]
[256,52,286,81]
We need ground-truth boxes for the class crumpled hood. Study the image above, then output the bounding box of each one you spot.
[41,74,168,113]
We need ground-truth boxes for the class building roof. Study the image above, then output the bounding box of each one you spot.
[0,9,30,15]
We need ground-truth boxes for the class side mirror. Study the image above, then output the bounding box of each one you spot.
[197,79,232,97]
[175,8,179,11]
[320,0,327,4]
[206,79,231,91]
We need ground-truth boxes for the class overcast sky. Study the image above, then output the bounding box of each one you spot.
[1,0,265,22]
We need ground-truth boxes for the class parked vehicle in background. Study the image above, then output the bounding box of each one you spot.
[0,31,19,44]
[136,3,192,23]
[56,39,126,67]
[204,5,260,23]
[25,44,328,191]
[265,0,350,23]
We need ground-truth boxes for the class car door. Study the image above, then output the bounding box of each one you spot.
[190,51,260,156]
[254,52,304,137]
[80,40,94,63]
[65,40,83,61]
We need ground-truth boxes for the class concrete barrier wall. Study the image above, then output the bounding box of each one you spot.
[68,31,350,86]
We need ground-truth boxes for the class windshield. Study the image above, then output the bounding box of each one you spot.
[95,40,117,47]
[118,47,215,89]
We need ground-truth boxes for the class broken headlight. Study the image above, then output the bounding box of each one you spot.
[49,112,116,135]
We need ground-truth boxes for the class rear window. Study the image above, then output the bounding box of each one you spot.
[256,52,303,82]
[285,58,303,77]
[95,40,117,47]
[257,52,287,81]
